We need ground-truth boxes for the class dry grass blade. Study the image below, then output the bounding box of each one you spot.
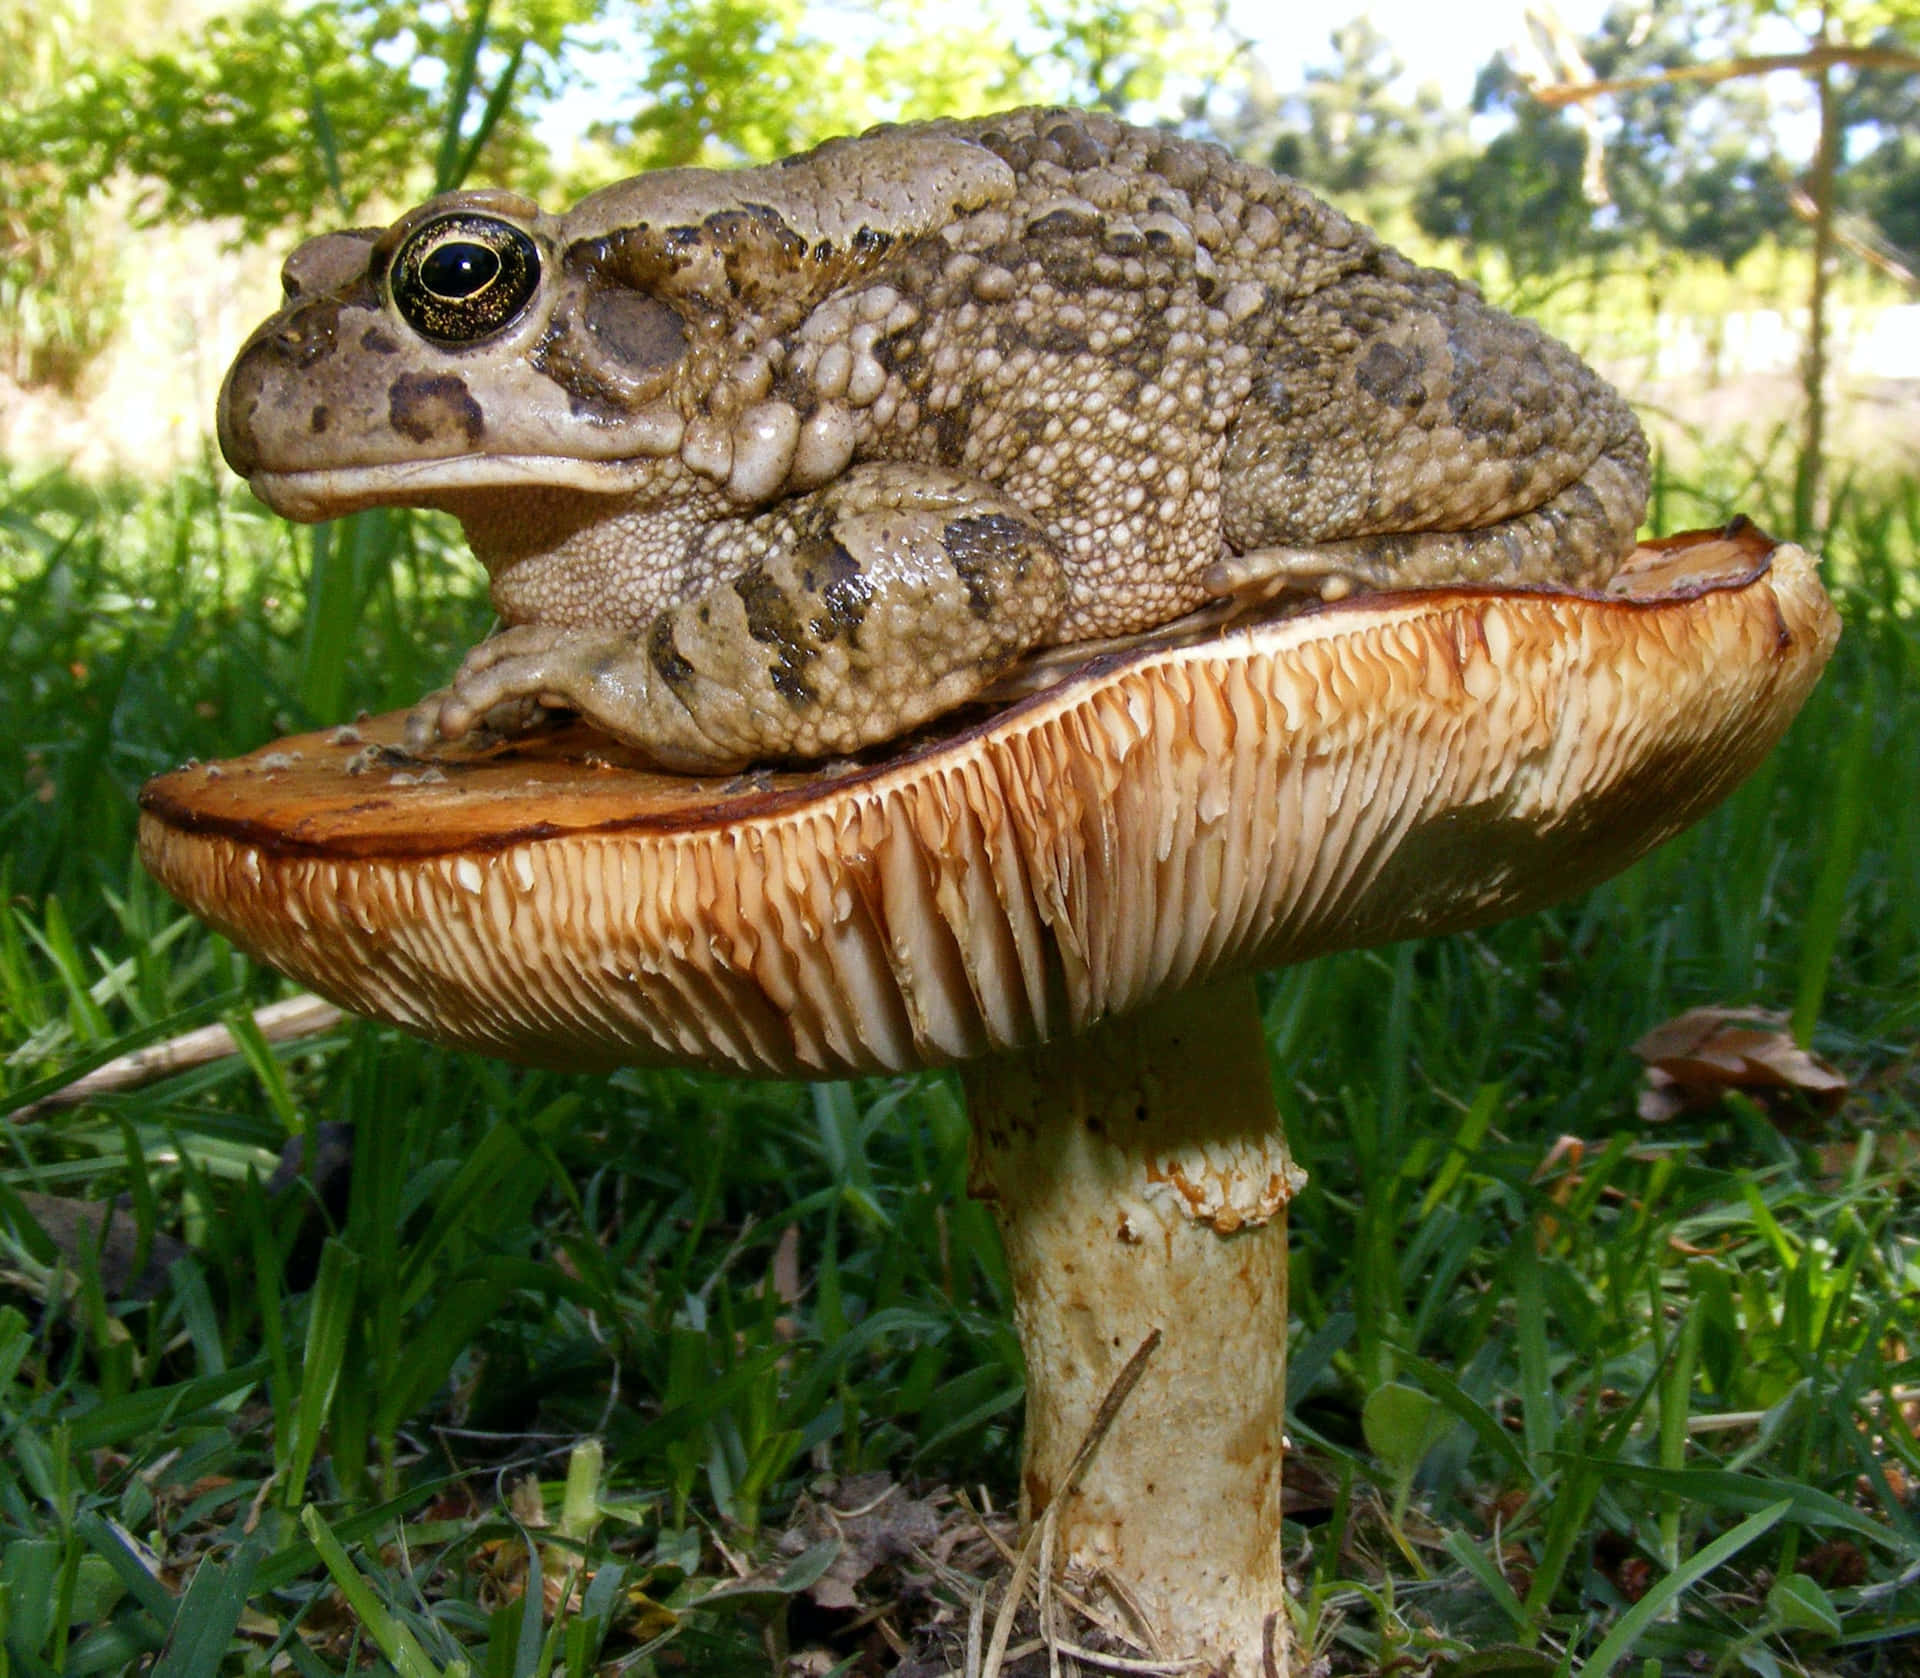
[1052,1644,1210,1673]
[980,1519,1038,1677]
[978,1331,1167,1678]
[1058,1330,1162,1506]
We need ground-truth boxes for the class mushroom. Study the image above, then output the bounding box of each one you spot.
[139,525,1836,1673]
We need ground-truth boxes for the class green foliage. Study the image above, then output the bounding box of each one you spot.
[0,0,124,390]
[1405,0,1920,286]
[1415,93,1609,286]
[26,6,431,230]
[1576,0,1796,270]
[1844,52,1920,261]
[7,0,589,235]
[597,0,867,169]
[587,0,1235,172]
[1413,3,1790,277]
[1008,0,1227,115]
[5,0,1239,243]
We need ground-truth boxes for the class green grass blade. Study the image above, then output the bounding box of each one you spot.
[1444,1528,1529,1633]
[298,1505,461,1678]
[1576,1462,1912,1553]
[1392,1347,1536,1487]
[453,40,526,188]
[65,1362,267,1452]
[434,0,493,193]
[1511,1241,1554,1462]
[151,1535,264,1677]
[223,1002,301,1133]
[71,1511,175,1626]
[284,1238,360,1506]
[1571,1500,1792,1678]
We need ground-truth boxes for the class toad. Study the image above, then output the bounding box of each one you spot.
[218,107,1649,771]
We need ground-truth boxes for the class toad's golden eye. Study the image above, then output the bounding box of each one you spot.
[391,215,540,344]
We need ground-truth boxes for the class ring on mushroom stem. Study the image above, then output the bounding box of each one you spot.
[140,525,1836,1675]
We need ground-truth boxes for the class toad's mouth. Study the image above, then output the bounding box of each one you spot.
[250,456,653,521]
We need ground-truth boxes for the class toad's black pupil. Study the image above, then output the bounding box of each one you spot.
[421,241,500,299]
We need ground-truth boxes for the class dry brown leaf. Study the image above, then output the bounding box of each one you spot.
[776,1473,947,1614]
[1632,1006,1847,1125]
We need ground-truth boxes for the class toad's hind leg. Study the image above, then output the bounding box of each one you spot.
[1208,428,1648,606]
[409,463,1066,772]
[1219,260,1649,598]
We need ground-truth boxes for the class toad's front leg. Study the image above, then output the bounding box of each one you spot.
[407,464,1066,772]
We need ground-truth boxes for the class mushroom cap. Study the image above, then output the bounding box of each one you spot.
[139,526,1837,1078]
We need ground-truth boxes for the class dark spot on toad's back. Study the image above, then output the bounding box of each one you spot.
[933,407,969,464]
[1029,206,1102,241]
[1030,320,1088,358]
[1445,318,1509,439]
[767,661,816,706]
[1565,480,1606,527]
[388,373,485,446]
[310,404,330,434]
[361,327,401,356]
[1354,339,1425,410]
[733,565,822,708]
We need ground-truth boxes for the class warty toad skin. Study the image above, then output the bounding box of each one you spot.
[218,107,1650,771]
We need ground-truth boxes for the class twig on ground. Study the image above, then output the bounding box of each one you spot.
[15,993,344,1119]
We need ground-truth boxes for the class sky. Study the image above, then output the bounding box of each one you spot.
[1237,0,1614,108]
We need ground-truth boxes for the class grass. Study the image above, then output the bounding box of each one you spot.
[0,452,1916,1676]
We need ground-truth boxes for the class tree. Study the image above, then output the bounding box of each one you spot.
[1522,0,1920,531]
[0,0,129,388]
[4,0,593,237]
[9,0,1246,230]
[1414,63,1619,292]
[1412,0,1799,281]
[1220,19,1459,226]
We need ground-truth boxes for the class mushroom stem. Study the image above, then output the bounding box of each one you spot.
[962,974,1297,1674]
